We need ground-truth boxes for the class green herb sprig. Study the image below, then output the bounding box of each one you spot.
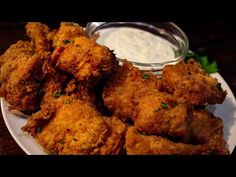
[184,50,218,73]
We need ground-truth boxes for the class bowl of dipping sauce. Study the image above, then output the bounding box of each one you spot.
[85,22,189,71]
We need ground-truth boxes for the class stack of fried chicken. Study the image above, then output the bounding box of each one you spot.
[0,22,229,154]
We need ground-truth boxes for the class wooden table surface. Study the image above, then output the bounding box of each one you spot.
[0,22,235,155]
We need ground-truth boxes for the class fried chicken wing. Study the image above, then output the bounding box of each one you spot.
[51,36,118,86]
[25,22,55,53]
[162,59,227,106]
[22,96,126,155]
[53,22,86,47]
[103,61,162,121]
[0,41,49,112]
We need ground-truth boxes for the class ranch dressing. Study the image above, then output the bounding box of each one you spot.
[96,27,176,63]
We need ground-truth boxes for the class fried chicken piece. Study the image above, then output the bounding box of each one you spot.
[125,108,230,155]
[0,40,35,67]
[93,116,127,155]
[23,97,108,154]
[103,61,162,121]
[134,93,192,142]
[126,127,229,155]
[161,59,227,106]
[53,22,86,47]
[25,22,55,53]
[190,109,229,154]
[51,36,118,86]
[22,96,126,155]
[125,127,214,155]
[0,41,49,112]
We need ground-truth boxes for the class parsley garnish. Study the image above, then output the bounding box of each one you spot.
[142,74,150,79]
[54,92,62,98]
[161,102,168,109]
[54,89,63,98]
[185,50,218,74]
[62,40,73,44]
[139,132,146,136]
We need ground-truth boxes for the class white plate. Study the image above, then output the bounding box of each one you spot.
[1,73,236,154]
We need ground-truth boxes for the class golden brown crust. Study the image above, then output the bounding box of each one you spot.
[0,40,35,67]
[94,116,127,155]
[103,61,162,121]
[25,22,54,53]
[125,108,229,155]
[22,97,126,155]
[190,109,229,154]
[1,22,229,155]
[0,41,49,112]
[51,36,118,86]
[161,59,227,105]
[135,93,192,142]
[125,127,212,155]
[53,22,86,47]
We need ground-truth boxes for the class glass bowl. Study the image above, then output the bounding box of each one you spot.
[85,22,189,72]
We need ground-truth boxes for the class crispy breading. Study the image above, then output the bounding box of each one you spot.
[134,93,192,142]
[94,116,127,155]
[0,40,35,67]
[51,36,118,86]
[161,59,227,106]
[125,127,213,155]
[125,109,229,155]
[25,22,55,53]
[22,97,126,155]
[103,61,162,121]
[39,70,68,106]
[190,109,229,154]
[40,71,96,107]
[0,41,49,112]
[53,22,86,47]
[103,61,192,141]
[1,22,229,155]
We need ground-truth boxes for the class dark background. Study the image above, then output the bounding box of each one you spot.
[0,22,235,154]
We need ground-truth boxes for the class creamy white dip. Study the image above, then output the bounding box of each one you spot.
[96,27,176,63]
